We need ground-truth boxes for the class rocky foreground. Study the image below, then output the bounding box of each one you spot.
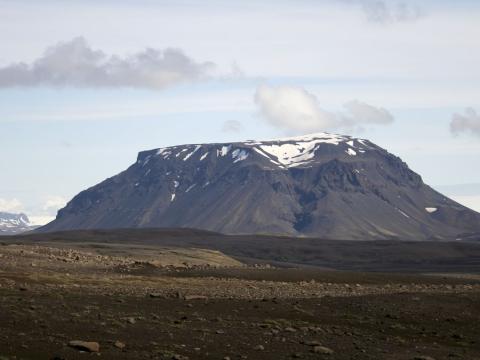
[0,242,479,359]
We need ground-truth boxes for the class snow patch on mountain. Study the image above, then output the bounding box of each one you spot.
[185,184,196,193]
[258,143,317,167]
[232,149,249,163]
[183,145,201,161]
[249,132,365,167]
[146,132,371,169]
[0,212,37,235]
[217,145,232,157]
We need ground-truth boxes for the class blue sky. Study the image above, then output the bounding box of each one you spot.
[0,0,479,223]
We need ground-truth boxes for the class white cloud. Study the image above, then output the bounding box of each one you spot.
[0,37,215,89]
[42,196,67,213]
[449,195,480,213]
[254,85,336,133]
[28,215,55,226]
[342,100,394,127]
[254,84,394,134]
[0,1,478,82]
[0,198,24,213]
[450,108,480,137]
[21,196,67,225]
[357,0,424,24]
[222,120,244,133]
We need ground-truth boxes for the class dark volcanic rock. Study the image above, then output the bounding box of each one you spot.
[312,345,334,354]
[38,132,480,240]
[68,340,100,352]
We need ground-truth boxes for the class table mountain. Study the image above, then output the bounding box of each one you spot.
[38,133,480,240]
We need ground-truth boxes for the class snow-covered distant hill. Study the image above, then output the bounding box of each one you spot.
[38,132,480,240]
[0,212,38,235]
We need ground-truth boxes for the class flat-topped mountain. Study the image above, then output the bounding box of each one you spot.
[0,212,37,235]
[39,133,480,240]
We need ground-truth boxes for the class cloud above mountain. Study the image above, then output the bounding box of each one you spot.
[42,196,67,212]
[0,37,215,89]
[222,120,244,133]
[450,108,480,137]
[254,84,394,133]
[0,198,24,213]
[346,0,424,23]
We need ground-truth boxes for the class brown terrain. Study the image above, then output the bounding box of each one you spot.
[0,229,480,359]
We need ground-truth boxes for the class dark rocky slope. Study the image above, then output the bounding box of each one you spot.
[39,133,480,240]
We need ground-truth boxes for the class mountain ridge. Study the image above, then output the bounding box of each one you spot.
[38,132,480,240]
[0,212,37,235]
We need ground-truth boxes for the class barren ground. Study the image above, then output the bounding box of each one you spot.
[0,237,479,360]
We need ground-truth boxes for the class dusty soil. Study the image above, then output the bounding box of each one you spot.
[0,241,479,360]
[6,228,480,272]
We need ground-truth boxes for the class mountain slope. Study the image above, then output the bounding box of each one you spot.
[0,212,37,235]
[39,133,480,240]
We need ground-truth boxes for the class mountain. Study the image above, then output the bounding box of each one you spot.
[0,212,37,235]
[38,132,480,240]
